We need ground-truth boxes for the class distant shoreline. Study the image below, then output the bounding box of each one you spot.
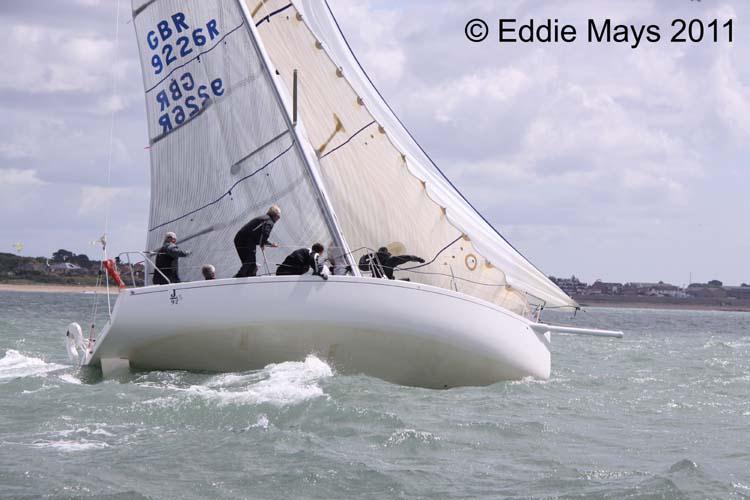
[574,297,750,313]
[1,283,749,312]
[0,283,120,295]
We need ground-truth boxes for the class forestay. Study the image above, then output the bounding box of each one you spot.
[248,0,577,313]
[131,0,345,281]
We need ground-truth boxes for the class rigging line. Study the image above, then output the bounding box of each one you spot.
[401,268,506,289]
[400,236,462,271]
[101,0,122,318]
[319,120,376,160]
[321,1,558,287]
[255,2,293,27]
[149,140,296,232]
[144,22,246,94]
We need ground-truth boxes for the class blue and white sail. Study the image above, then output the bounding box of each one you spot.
[131,0,350,281]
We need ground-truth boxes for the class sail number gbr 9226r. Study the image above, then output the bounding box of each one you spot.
[146,12,220,75]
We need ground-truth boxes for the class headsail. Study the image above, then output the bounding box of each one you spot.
[247,0,577,313]
[131,0,349,281]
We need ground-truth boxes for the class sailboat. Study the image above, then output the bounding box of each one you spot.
[66,0,622,388]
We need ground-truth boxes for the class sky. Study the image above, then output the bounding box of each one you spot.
[0,0,748,286]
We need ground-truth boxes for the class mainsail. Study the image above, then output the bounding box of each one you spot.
[131,0,350,281]
[246,0,577,313]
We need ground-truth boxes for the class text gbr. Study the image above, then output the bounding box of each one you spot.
[147,12,221,75]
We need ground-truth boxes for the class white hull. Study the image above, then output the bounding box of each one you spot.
[84,276,550,388]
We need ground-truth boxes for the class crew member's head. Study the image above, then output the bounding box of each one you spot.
[311,243,324,254]
[164,231,177,244]
[201,264,216,280]
[267,204,282,222]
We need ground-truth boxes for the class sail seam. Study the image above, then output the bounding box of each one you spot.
[319,120,376,160]
[132,0,157,18]
[149,139,295,232]
[255,3,293,27]
[144,22,246,94]
[230,130,290,170]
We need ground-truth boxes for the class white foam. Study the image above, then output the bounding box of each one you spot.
[0,350,66,381]
[143,355,333,407]
[386,429,440,447]
[58,373,82,385]
[31,440,109,452]
[248,414,270,430]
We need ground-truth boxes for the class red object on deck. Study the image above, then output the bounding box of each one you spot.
[103,259,126,289]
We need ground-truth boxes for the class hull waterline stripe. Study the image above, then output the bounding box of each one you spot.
[255,3,293,27]
[149,139,295,232]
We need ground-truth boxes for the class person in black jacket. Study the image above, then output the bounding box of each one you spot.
[276,243,327,279]
[358,246,425,280]
[153,231,191,285]
[233,205,281,278]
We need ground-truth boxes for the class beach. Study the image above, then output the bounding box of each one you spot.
[0,283,120,295]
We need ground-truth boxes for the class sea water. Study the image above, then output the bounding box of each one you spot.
[0,290,748,499]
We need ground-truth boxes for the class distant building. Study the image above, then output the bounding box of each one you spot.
[586,280,623,295]
[48,262,85,274]
[549,275,588,295]
[622,281,686,297]
[685,284,728,299]
[724,286,750,300]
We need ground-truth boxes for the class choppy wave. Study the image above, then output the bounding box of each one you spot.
[0,350,65,381]
[141,355,333,407]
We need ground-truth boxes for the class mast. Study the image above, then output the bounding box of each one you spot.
[235,0,359,275]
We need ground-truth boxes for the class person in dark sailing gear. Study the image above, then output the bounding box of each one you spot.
[233,205,281,278]
[201,264,216,280]
[153,231,191,285]
[276,243,327,279]
[358,246,425,280]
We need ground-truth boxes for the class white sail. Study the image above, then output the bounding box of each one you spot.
[247,0,577,313]
[131,0,348,281]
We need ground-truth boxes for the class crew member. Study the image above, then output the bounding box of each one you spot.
[153,231,191,285]
[233,205,281,278]
[358,246,425,280]
[201,264,216,280]
[276,243,327,279]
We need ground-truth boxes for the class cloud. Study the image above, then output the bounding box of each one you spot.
[2,0,748,285]
[0,168,46,186]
